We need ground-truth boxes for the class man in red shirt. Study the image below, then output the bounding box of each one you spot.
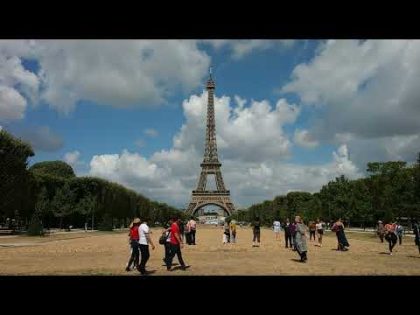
[165,217,189,271]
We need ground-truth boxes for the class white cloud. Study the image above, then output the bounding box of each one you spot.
[0,40,210,116]
[0,86,26,120]
[282,40,420,166]
[87,90,362,208]
[204,40,295,59]
[63,150,80,167]
[144,128,158,137]
[294,129,319,148]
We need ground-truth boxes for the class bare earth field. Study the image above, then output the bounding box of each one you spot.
[1,225,419,275]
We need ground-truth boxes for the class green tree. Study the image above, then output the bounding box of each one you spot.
[30,161,76,179]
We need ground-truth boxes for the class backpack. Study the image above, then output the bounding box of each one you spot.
[159,231,170,245]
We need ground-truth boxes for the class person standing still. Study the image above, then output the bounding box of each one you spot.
[138,218,155,275]
[413,220,420,255]
[294,216,308,262]
[283,219,292,248]
[230,220,237,243]
[188,217,197,245]
[309,221,316,241]
[166,217,189,271]
[273,219,281,241]
[252,217,261,247]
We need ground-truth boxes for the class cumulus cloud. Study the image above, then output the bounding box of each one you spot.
[294,129,319,148]
[0,51,40,121]
[63,150,80,167]
[88,90,361,208]
[0,40,210,117]
[144,128,158,137]
[204,40,295,59]
[282,40,420,165]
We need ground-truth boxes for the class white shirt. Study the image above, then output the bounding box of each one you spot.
[273,221,281,229]
[139,223,150,245]
[316,223,323,230]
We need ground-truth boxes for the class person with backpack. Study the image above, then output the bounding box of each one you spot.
[384,221,398,255]
[126,218,141,272]
[160,219,173,265]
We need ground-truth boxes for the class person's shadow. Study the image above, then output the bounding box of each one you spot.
[171,265,191,271]
[379,252,390,255]
[290,259,305,263]
[407,255,420,259]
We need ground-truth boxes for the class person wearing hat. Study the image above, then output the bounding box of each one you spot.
[377,220,385,243]
[126,218,141,272]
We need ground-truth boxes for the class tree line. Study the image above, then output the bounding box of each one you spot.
[0,130,184,234]
[230,157,420,228]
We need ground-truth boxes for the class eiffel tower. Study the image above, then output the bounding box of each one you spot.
[186,69,235,217]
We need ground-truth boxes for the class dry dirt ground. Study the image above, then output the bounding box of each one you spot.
[1,225,419,275]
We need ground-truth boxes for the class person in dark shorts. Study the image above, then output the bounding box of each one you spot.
[309,221,316,241]
[252,217,261,247]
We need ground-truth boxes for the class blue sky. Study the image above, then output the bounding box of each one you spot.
[1,40,420,207]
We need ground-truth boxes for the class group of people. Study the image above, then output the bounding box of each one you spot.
[277,218,326,250]
[126,216,190,275]
[376,220,420,255]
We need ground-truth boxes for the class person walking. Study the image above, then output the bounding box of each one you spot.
[396,222,404,245]
[138,218,155,275]
[166,217,189,271]
[290,221,297,251]
[188,217,197,245]
[384,221,398,255]
[223,221,230,244]
[377,220,385,243]
[316,218,324,247]
[273,218,281,241]
[332,218,349,251]
[161,220,173,265]
[230,219,237,243]
[283,218,293,248]
[252,217,261,247]
[294,216,308,262]
[126,218,141,272]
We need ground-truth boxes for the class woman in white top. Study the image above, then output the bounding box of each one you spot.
[315,219,324,247]
[273,219,281,240]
